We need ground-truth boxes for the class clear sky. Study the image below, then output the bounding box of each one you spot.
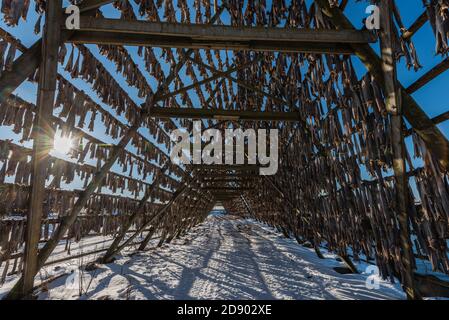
[0,0,447,199]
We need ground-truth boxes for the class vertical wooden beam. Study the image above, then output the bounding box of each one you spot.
[17,0,62,300]
[137,224,158,251]
[379,0,421,300]
[340,255,359,274]
[313,245,325,260]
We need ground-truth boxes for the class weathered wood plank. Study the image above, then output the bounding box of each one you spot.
[190,164,262,171]
[66,30,356,54]
[73,17,376,43]
[379,0,421,300]
[151,107,300,122]
[16,0,62,300]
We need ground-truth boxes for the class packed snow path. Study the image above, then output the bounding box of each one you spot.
[2,215,406,300]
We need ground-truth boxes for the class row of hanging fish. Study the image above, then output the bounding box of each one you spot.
[60,44,177,153]
[237,146,448,282]
[0,180,167,222]
[54,73,180,175]
[0,138,179,202]
[0,184,168,281]
[0,31,184,198]
[225,124,444,279]
[0,90,184,191]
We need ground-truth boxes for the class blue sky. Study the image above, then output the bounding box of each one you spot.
[0,0,448,199]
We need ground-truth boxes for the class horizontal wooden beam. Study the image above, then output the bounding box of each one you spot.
[212,192,243,196]
[202,178,251,182]
[414,273,449,298]
[66,31,356,54]
[150,107,300,122]
[190,164,262,171]
[201,173,261,178]
[212,195,245,198]
[203,188,252,192]
[203,183,252,187]
[73,17,375,43]
[65,18,373,54]
[432,110,449,125]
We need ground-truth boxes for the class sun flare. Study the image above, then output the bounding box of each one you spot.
[53,135,73,155]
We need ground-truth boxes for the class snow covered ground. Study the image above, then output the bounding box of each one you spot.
[0,215,406,300]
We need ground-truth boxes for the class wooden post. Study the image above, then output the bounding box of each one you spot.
[313,246,325,260]
[137,225,158,251]
[13,0,63,300]
[379,0,421,300]
[340,255,358,274]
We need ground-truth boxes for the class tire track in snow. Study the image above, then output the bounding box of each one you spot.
[189,219,275,299]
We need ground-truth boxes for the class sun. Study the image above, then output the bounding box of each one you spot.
[53,135,73,155]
